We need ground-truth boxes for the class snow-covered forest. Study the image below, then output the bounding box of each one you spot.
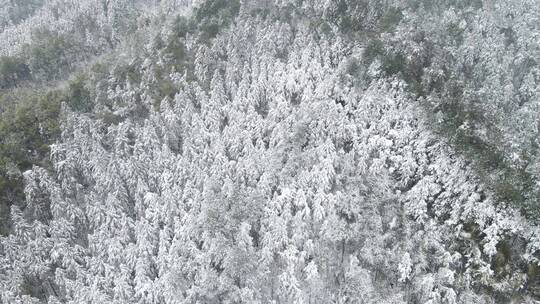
[0,0,539,303]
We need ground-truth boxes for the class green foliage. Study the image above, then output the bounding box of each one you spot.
[0,89,61,169]
[0,89,61,235]
[363,41,424,95]
[164,36,187,64]
[345,58,361,76]
[329,0,353,32]
[0,169,21,235]
[446,22,465,45]
[0,56,31,89]
[171,16,193,39]
[194,0,239,22]
[379,7,402,32]
[528,263,540,295]
[25,30,76,81]
[363,39,385,65]
[193,0,240,40]
[328,0,396,34]
[66,74,93,112]
[381,53,407,76]
[157,78,177,100]
[150,65,178,110]
[112,61,142,86]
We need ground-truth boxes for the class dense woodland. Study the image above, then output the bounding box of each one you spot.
[0,0,539,303]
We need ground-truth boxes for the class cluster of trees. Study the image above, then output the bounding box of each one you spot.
[0,88,62,235]
[323,0,540,220]
[0,0,45,31]
[0,55,30,89]
[0,0,197,88]
[0,0,539,303]
[0,0,196,238]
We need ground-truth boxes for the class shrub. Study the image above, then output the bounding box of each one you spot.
[379,7,402,32]
[194,0,240,41]
[25,30,75,81]
[0,89,61,235]
[66,74,93,112]
[0,56,31,89]
[362,39,385,65]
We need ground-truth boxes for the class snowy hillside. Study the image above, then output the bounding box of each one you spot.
[0,0,539,303]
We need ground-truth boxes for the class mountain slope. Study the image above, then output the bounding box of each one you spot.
[0,0,539,303]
